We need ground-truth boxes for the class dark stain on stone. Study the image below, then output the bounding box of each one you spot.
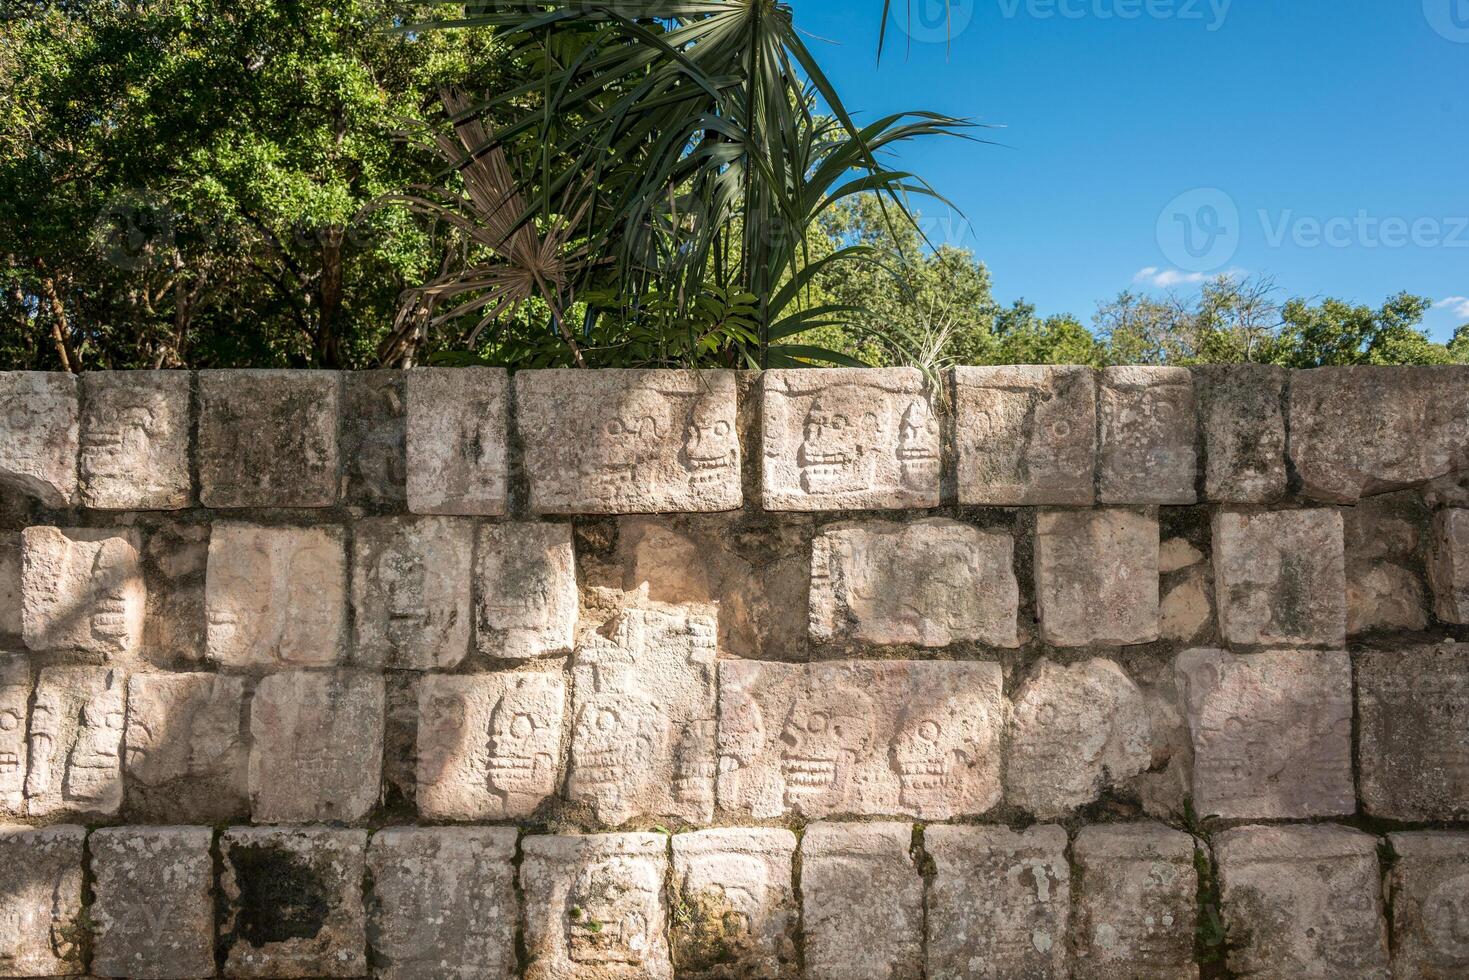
[224,842,330,949]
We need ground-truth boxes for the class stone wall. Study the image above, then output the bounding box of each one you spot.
[0,365,1466,978]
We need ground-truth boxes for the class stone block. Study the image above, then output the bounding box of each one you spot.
[953,365,1096,505]
[1034,509,1159,647]
[124,672,249,823]
[1194,364,1287,503]
[220,827,368,979]
[809,519,1019,648]
[206,523,347,668]
[718,659,1003,821]
[1429,509,1469,624]
[1099,366,1196,504]
[801,822,923,980]
[1005,658,1153,817]
[0,653,29,816]
[21,526,145,660]
[353,517,473,670]
[405,368,508,516]
[1072,823,1198,979]
[762,368,938,511]
[0,371,79,507]
[924,824,1070,979]
[0,825,85,978]
[341,369,407,506]
[90,826,215,979]
[1175,648,1354,819]
[26,665,125,817]
[1160,566,1212,642]
[1212,509,1346,647]
[671,828,799,980]
[0,533,19,637]
[248,670,384,823]
[79,371,191,510]
[521,832,671,980]
[1216,824,1389,979]
[1345,498,1428,634]
[1358,643,1469,821]
[1387,831,1469,979]
[477,522,578,660]
[141,521,210,665]
[198,369,339,508]
[417,672,566,821]
[367,827,519,980]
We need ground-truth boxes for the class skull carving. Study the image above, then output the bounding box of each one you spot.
[891,696,987,815]
[88,537,138,652]
[798,388,881,495]
[81,394,166,482]
[64,692,124,804]
[778,684,876,810]
[570,690,663,820]
[682,397,738,487]
[566,857,662,965]
[25,695,60,798]
[896,399,939,489]
[488,677,561,802]
[0,707,22,786]
[584,389,672,502]
[680,853,768,952]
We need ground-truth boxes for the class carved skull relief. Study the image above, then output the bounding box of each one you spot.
[488,676,562,802]
[570,689,662,817]
[681,397,738,488]
[897,399,940,490]
[798,388,882,495]
[778,684,876,810]
[566,857,662,965]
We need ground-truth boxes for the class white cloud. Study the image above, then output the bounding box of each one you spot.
[1435,296,1469,319]
[1132,266,1246,289]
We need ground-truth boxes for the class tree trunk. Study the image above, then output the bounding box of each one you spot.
[317,226,345,367]
[36,269,79,373]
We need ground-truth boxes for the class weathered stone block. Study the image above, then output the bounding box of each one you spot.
[206,523,347,668]
[924,824,1070,979]
[802,822,923,980]
[477,522,578,660]
[367,827,518,980]
[25,665,125,817]
[762,368,938,511]
[1212,509,1346,646]
[353,517,472,670]
[248,670,384,823]
[124,672,249,822]
[1072,823,1198,979]
[809,519,1019,648]
[718,659,1003,821]
[405,368,508,516]
[953,365,1096,505]
[1429,509,1469,624]
[671,828,799,980]
[141,521,210,665]
[1194,364,1287,503]
[1099,366,1196,504]
[21,526,145,660]
[1216,824,1389,979]
[198,369,340,508]
[1387,831,1469,979]
[417,672,565,821]
[1345,496,1428,634]
[0,533,19,637]
[79,371,192,510]
[1359,643,1469,821]
[0,654,29,818]
[1034,509,1159,647]
[1175,648,1354,819]
[521,832,671,980]
[220,827,368,979]
[0,372,79,507]
[341,369,407,506]
[1160,566,1212,642]
[0,825,85,978]
[90,826,215,979]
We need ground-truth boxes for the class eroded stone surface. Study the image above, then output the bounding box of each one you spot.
[80,371,191,510]
[0,533,19,637]
[1387,831,1469,979]
[0,372,79,506]
[405,368,508,516]
[1346,497,1428,634]
[1359,643,1469,821]
[1212,508,1346,647]
[762,368,938,511]
[141,521,210,665]
[198,369,339,508]
[0,825,85,977]
[1034,509,1159,647]
[1429,509,1469,624]
[1160,568,1212,642]
[367,827,518,980]
[26,665,125,817]
[0,653,29,816]
[477,522,578,660]
[718,659,1003,820]
[925,824,1070,980]
[1072,823,1198,979]
[1195,364,1287,503]
[672,829,798,980]
[22,526,145,660]
[124,672,249,822]
[1175,648,1354,819]
[1099,366,1196,504]
[353,517,472,669]
[520,369,741,514]
[90,826,215,979]
[802,822,922,980]
[341,370,407,506]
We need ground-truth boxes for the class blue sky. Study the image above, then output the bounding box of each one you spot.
[793,0,1469,340]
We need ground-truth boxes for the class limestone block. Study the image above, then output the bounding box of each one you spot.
[341,369,407,506]
[198,369,340,508]
[1358,643,1469,821]
[0,371,79,506]
[1386,831,1469,979]
[0,825,85,978]
[21,526,145,660]
[1424,471,1469,508]
[1072,823,1198,979]
[405,368,508,516]
[141,521,210,665]
[417,672,566,821]
[1158,537,1204,574]
[671,828,799,980]
[953,365,1096,505]
[809,519,1019,648]
[0,533,19,636]
[124,672,249,823]
[1034,509,1159,647]
[248,670,384,823]
[477,522,578,660]
[367,827,519,980]
[1005,658,1153,817]
[1290,365,1469,502]
[762,368,938,511]
[1343,491,1427,634]
[801,822,923,980]
[1429,509,1469,623]
[79,371,191,510]
[718,659,1003,821]
[0,653,30,816]
[1194,364,1287,503]
[521,832,671,980]
[1099,366,1196,504]
[1216,824,1389,979]
[382,673,421,809]
[1175,648,1354,819]
[220,827,368,979]
[924,824,1070,979]
[519,369,741,514]
[206,523,347,668]
[353,517,473,670]
[90,826,215,979]
[1212,508,1346,647]
[26,665,126,817]
[1160,567,1212,642]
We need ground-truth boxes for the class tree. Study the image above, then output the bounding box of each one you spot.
[1274,293,1446,367]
